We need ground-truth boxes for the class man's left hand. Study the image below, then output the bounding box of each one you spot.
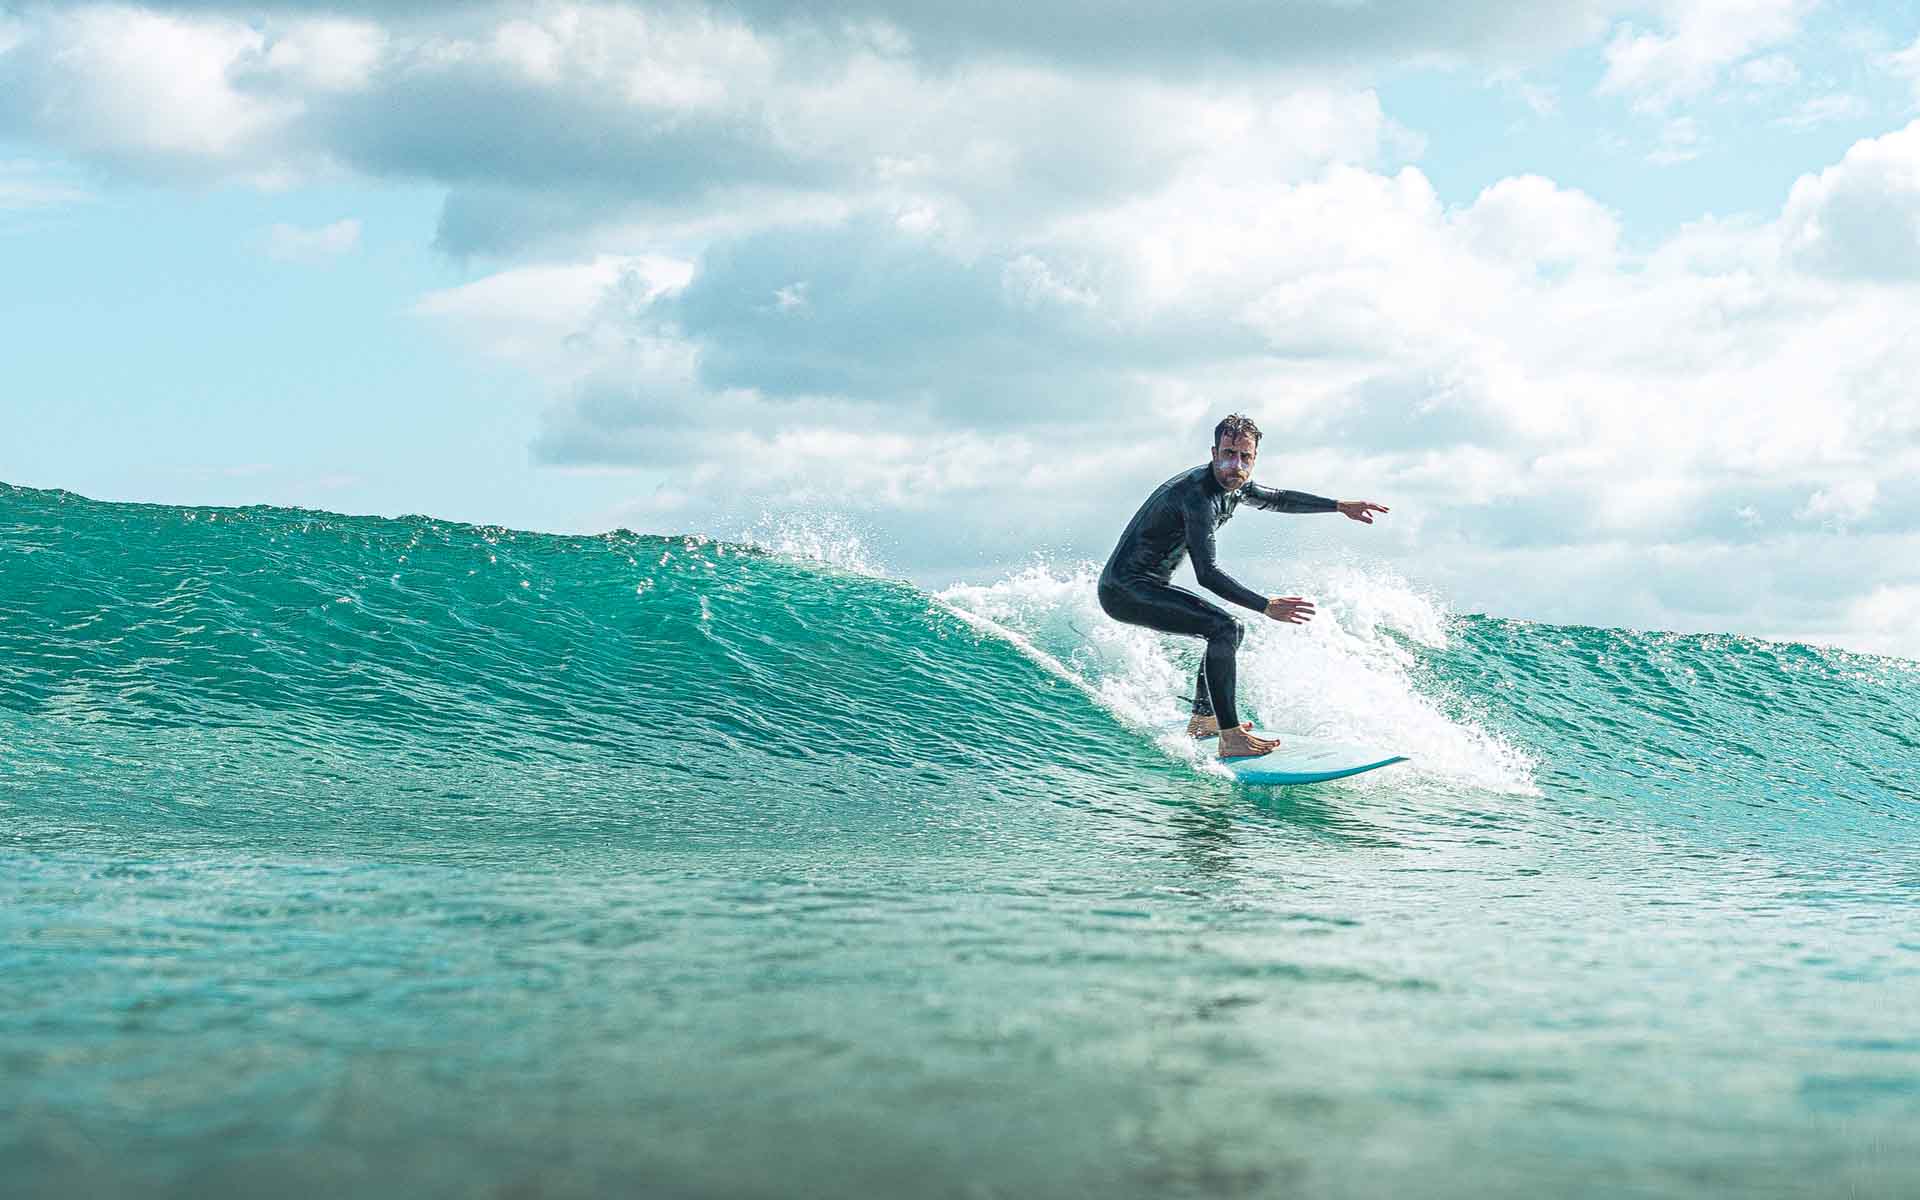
[1337,500,1390,524]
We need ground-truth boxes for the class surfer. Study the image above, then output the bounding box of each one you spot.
[1098,414,1389,760]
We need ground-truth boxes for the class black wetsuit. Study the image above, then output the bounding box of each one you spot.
[1098,466,1336,729]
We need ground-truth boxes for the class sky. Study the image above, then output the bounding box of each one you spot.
[3,0,1919,658]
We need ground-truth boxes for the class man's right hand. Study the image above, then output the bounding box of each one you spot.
[1265,596,1315,624]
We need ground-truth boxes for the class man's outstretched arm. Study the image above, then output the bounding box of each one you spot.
[1241,484,1338,513]
[1244,485,1390,523]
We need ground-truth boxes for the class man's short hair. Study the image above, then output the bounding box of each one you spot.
[1213,413,1263,446]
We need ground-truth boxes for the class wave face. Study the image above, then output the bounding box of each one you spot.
[4,481,1917,1199]
[0,484,1186,853]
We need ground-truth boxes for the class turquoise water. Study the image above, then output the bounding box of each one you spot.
[3,480,1916,1199]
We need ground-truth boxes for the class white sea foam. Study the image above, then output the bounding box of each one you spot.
[939,559,1537,793]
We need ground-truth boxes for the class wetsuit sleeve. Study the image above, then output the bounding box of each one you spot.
[1241,483,1339,514]
[1181,497,1269,613]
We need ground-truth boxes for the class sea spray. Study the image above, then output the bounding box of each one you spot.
[938,559,1538,793]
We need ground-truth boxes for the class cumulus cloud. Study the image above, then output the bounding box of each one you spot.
[1797,479,1877,526]
[508,143,1919,546]
[663,216,1233,423]
[1780,120,1920,279]
[1843,583,1920,659]
[254,16,386,92]
[1598,0,1816,112]
[0,4,1436,255]
[1454,175,1621,267]
[415,254,693,363]
[0,6,293,178]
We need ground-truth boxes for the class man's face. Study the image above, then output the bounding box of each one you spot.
[1211,432,1258,490]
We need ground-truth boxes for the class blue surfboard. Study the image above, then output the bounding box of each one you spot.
[1185,728,1409,784]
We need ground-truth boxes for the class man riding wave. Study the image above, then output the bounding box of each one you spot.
[1097,414,1389,760]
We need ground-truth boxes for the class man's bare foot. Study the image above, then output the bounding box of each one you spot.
[1185,715,1253,740]
[1218,726,1280,759]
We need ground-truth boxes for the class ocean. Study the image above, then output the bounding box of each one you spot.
[3,480,1916,1198]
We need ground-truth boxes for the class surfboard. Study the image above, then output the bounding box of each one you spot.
[1177,727,1409,784]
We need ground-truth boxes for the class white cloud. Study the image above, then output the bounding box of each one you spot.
[505,151,1910,531]
[1382,527,1920,662]
[263,218,362,262]
[1455,175,1620,267]
[1884,34,1920,100]
[0,7,294,174]
[1780,119,1920,279]
[415,254,694,365]
[258,18,387,93]
[1599,0,1816,112]
[1,6,1422,258]
[1772,93,1870,130]
[1843,584,1920,659]
[1797,479,1877,525]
